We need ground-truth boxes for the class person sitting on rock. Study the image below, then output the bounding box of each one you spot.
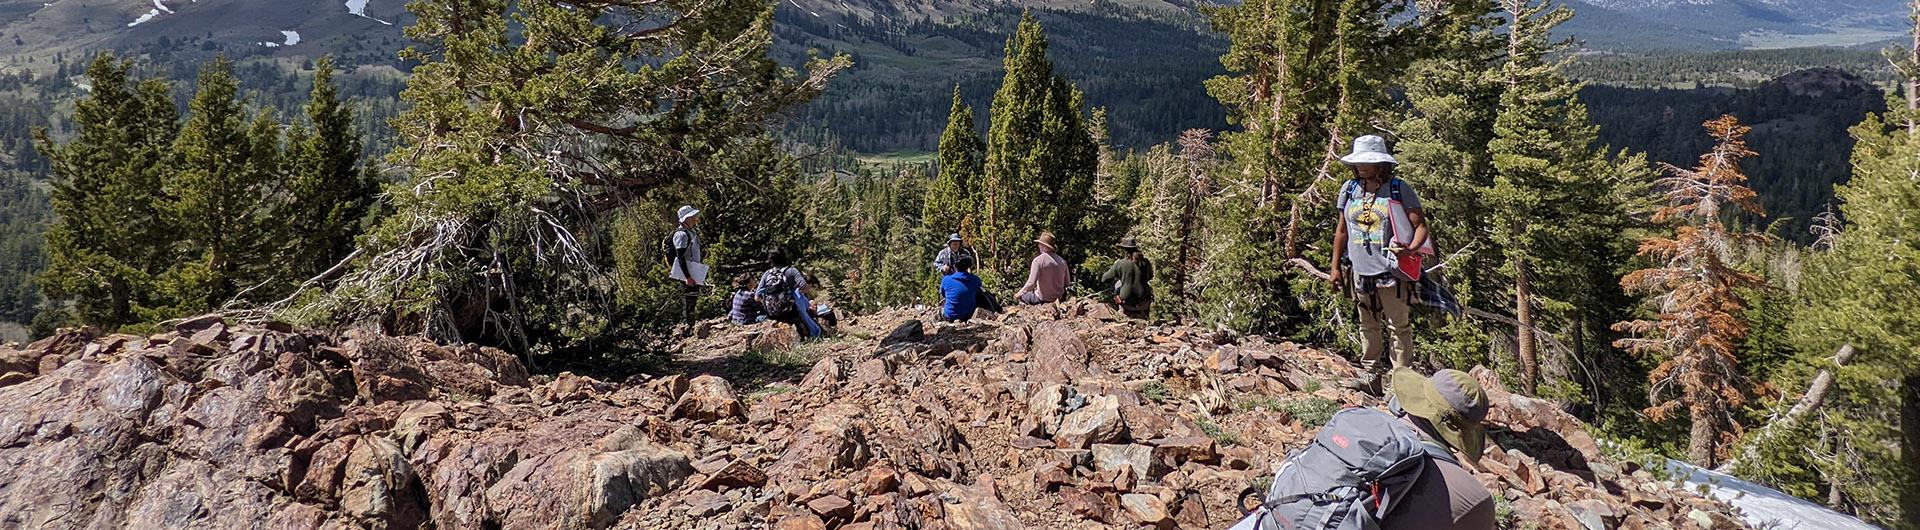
[1015,232,1069,305]
[728,273,765,325]
[1099,236,1153,319]
[939,255,984,322]
[933,233,976,276]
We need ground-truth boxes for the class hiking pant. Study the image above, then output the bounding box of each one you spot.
[787,289,823,338]
[1355,282,1414,369]
[680,284,701,328]
[1118,299,1151,320]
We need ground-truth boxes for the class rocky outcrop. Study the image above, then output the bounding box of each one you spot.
[0,304,1757,529]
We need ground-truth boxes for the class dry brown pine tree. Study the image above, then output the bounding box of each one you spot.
[1614,114,1768,467]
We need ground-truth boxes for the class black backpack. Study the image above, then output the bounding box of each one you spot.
[756,268,800,318]
[661,228,690,267]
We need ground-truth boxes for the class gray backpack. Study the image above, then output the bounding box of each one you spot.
[1228,407,1440,530]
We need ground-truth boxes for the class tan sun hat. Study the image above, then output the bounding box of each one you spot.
[1392,368,1489,464]
[1034,232,1058,251]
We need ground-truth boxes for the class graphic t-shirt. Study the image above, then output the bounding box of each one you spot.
[1338,178,1424,286]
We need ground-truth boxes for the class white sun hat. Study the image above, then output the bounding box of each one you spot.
[677,205,701,223]
[1340,135,1398,165]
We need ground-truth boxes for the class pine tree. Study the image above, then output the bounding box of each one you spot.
[979,13,1098,282]
[1127,130,1216,321]
[924,86,983,248]
[1488,0,1648,397]
[312,0,847,344]
[32,53,177,328]
[158,57,288,314]
[1615,115,1768,468]
[284,56,375,281]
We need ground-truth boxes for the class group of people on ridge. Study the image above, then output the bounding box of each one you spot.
[930,232,1154,323]
[670,135,1491,530]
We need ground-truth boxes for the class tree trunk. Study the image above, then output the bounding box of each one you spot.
[1901,374,1920,526]
[1514,255,1539,395]
[1690,402,1720,467]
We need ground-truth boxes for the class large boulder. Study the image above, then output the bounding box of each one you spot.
[1056,395,1127,449]
[670,375,744,422]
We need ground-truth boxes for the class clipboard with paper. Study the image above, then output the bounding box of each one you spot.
[669,261,710,285]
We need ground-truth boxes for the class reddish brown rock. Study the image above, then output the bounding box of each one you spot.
[1056,394,1126,449]
[1029,322,1090,383]
[670,374,745,422]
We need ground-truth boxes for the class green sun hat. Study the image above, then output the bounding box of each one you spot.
[1392,368,1490,464]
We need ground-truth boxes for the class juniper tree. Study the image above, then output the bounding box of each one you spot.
[924,86,983,251]
[33,53,177,328]
[979,13,1098,282]
[283,56,376,281]
[158,57,288,314]
[1615,115,1768,467]
[305,0,847,343]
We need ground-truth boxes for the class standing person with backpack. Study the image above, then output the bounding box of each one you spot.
[757,249,822,338]
[667,205,708,335]
[1230,369,1495,530]
[1330,135,1434,382]
[1099,236,1153,319]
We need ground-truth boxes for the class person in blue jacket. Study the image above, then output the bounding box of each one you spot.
[939,255,984,322]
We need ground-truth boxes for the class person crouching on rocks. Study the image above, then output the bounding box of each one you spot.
[938,255,984,322]
[1100,236,1153,320]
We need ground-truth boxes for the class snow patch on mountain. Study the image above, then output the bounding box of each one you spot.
[345,0,393,25]
[127,0,175,28]
[281,30,300,46]
[1668,460,1885,530]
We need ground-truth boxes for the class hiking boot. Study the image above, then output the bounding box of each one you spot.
[1341,360,1389,396]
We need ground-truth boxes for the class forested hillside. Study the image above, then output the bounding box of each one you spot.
[1583,68,1888,240]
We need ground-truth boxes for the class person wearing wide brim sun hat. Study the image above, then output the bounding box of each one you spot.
[1016,232,1070,304]
[1100,236,1154,319]
[1382,367,1497,530]
[669,205,707,334]
[1331,135,1435,390]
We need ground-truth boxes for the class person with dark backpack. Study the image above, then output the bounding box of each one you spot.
[664,205,708,335]
[1229,369,1495,530]
[757,249,821,338]
[1330,135,1433,390]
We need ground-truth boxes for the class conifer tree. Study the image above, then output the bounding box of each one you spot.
[159,57,288,313]
[980,13,1098,281]
[1128,129,1215,321]
[1615,115,1768,467]
[284,56,376,281]
[924,87,983,247]
[1488,0,1648,397]
[1762,68,1920,527]
[33,53,177,328]
[311,0,846,343]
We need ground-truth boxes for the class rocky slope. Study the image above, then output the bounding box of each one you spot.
[0,304,1751,529]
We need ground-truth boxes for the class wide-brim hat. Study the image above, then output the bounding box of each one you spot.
[677,205,702,223]
[1117,236,1140,250]
[1034,232,1058,251]
[1392,368,1489,464]
[1341,135,1398,165]
[948,233,965,243]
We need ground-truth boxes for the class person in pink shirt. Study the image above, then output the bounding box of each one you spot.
[1016,232,1070,304]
